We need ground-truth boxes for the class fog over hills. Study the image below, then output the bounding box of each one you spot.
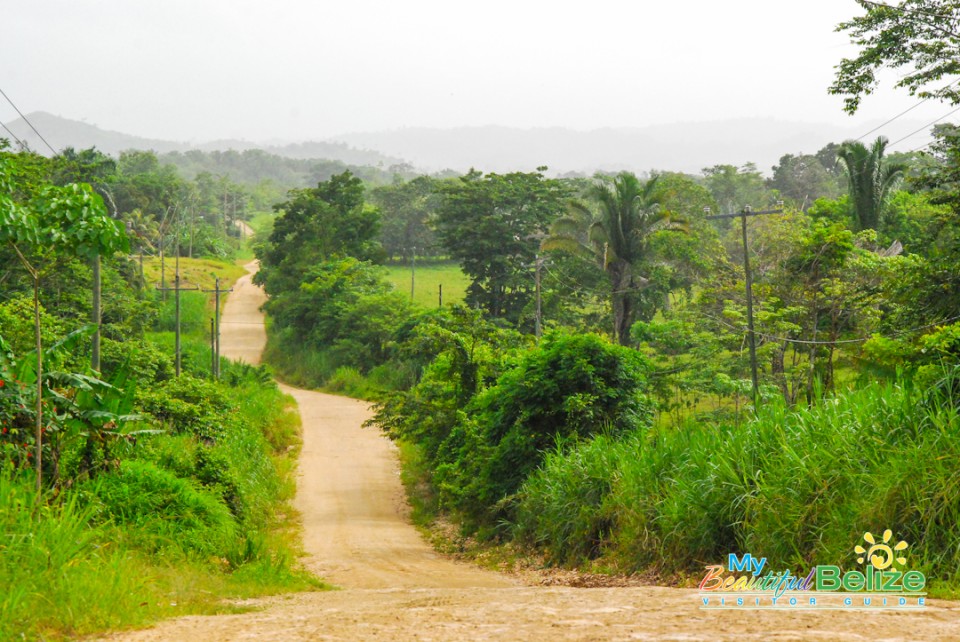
[331,119,931,176]
[2,112,931,177]
[1,112,404,168]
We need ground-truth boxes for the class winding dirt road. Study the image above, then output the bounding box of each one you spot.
[104,261,960,641]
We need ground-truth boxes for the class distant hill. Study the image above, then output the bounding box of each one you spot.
[2,112,932,178]
[1,112,406,168]
[330,120,932,176]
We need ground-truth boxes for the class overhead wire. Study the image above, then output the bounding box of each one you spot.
[0,86,59,155]
[887,104,960,148]
[842,2,960,146]
[699,310,960,347]
[0,120,24,148]
[855,78,960,142]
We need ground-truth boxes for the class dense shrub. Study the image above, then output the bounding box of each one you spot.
[83,459,239,556]
[433,332,653,530]
[515,370,960,588]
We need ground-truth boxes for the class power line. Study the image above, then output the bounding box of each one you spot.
[887,104,960,148]
[0,86,58,155]
[906,117,960,153]
[0,120,24,148]
[702,311,960,347]
[855,78,960,142]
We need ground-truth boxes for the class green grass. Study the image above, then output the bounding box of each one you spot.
[142,256,247,295]
[0,377,322,639]
[514,368,960,596]
[248,211,276,238]
[383,261,470,308]
[0,317,323,638]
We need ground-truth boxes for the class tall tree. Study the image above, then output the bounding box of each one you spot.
[768,153,841,209]
[369,176,439,260]
[545,172,685,345]
[701,163,770,215]
[257,171,382,297]
[836,136,907,231]
[434,169,569,323]
[0,149,128,489]
[831,1,960,114]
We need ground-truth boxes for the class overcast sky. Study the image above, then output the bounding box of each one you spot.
[2,0,952,148]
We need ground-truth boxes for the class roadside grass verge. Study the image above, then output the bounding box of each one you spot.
[0,371,323,640]
[513,372,960,596]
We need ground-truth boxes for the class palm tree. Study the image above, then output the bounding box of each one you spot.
[836,136,907,231]
[544,172,684,345]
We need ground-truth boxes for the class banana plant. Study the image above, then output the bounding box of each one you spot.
[2,327,156,487]
[0,153,128,490]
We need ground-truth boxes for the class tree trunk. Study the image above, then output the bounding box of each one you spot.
[611,261,633,346]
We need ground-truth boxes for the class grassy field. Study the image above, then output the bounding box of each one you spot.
[383,261,470,308]
[141,256,248,294]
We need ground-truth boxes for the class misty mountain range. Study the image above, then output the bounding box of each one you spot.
[2,112,930,177]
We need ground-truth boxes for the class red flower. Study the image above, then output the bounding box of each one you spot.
[0,379,5,387]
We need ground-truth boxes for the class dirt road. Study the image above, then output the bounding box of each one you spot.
[105,262,960,641]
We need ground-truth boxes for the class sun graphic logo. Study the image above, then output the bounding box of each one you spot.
[855,529,909,570]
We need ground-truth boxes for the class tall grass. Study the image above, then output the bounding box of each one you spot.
[0,374,320,639]
[515,371,960,591]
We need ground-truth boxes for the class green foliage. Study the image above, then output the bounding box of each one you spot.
[0,328,147,486]
[264,257,413,381]
[370,176,441,259]
[434,169,570,323]
[516,372,960,585]
[768,152,841,209]
[831,1,960,114]
[0,464,315,640]
[137,375,231,441]
[836,137,906,231]
[370,305,528,457]
[701,163,772,214]
[0,295,68,355]
[546,172,689,344]
[0,147,317,638]
[258,171,383,294]
[421,332,653,530]
[84,459,240,556]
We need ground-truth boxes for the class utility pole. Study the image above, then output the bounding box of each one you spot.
[210,318,216,377]
[159,245,166,302]
[438,284,442,308]
[202,276,232,379]
[91,254,101,372]
[156,249,199,377]
[410,246,416,300]
[534,254,543,339]
[705,203,784,404]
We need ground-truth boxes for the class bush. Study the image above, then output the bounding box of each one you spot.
[83,459,239,557]
[435,332,653,530]
[137,375,232,440]
[513,372,960,588]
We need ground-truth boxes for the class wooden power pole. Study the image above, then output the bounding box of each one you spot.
[202,276,233,379]
[705,204,784,404]
[156,250,198,377]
